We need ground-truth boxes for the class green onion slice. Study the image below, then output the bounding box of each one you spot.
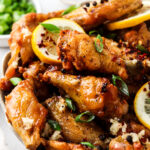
[94,34,103,53]
[41,23,60,33]
[75,111,95,123]
[89,30,99,35]
[112,75,129,96]
[62,5,79,16]
[136,44,150,54]
[48,120,61,131]
[65,98,76,111]
[9,77,22,86]
[81,142,95,148]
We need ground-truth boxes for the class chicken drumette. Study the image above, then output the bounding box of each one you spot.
[43,71,128,119]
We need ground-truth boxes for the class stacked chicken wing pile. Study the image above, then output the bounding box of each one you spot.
[1,0,150,149]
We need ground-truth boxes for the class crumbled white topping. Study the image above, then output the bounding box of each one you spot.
[122,123,127,133]
[22,117,34,130]
[50,131,62,140]
[122,133,139,142]
[122,130,145,142]
[41,123,53,138]
[138,130,145,139]
[110,118,122,135]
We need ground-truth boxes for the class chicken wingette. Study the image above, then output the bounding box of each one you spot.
[45,96,105,148]
[43,71,128,119]
[57,30,128,79]
[64,0,142,30]
[5,80,48,149]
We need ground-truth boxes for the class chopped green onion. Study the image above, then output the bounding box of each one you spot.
[112,75,129,96]
[48,120,61,131]
[62,5,79,16]
[89,30,99,35]
[65,98,76,112]
[81,142,95,148]
[94,34,103,53]
[136,44,150,54]
[75,111,95,123]
[9,77,22,86]
[41,23,60,33]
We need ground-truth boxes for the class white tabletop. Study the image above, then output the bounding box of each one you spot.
[0,1,68,150]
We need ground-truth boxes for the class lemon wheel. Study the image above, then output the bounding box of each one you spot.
[134,82,150,129]
[32,18,85,64]
[107,0,150,30]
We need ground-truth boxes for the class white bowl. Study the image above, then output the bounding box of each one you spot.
[0,0,41,48]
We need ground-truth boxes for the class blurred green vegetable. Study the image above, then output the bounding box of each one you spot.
[0,0,36,35]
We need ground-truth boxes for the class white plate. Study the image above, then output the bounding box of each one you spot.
[0,0,41,48]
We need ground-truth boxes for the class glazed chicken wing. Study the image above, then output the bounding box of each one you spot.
[5,80,48,149]
[64,0,142,30]
[43,71,128,119]
[45,96,105,148]
[57,30,128,79]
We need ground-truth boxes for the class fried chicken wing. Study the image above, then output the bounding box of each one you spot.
[57,30,128,79]
[45,96,105,147]
[43,71,128,119]
[5,80,48,149]
[64,0,142,30]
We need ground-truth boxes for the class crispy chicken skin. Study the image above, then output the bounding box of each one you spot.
[109,136,144,150]
[43,71,128,119]
[57,30,128,79]
[64,0,142,30]
[48,141,91,150]
[45,96,105,147]
[5,80,48,150]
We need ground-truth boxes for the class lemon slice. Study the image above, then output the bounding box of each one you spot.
[32,18,85,64]
[107,0,150,31]
[134,82,150,129]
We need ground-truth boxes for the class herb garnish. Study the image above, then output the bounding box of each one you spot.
[62,5,79,16]
[10,77,22,86]
[75,111,95,123]
[89,30,99,35]
[81,142,95,148]
[94,34,103,53]
[112,75,129,96]
[41,23,60,33]
[48,120,61,131]
[136,44,150,54]
[65,98,76,112]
